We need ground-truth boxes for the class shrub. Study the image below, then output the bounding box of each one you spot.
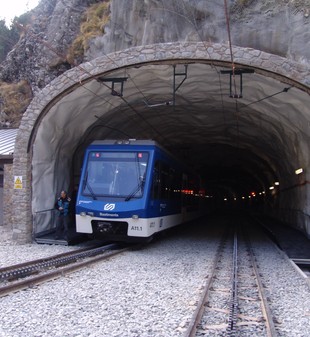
[67,1,111,65]
[0,80,33,127]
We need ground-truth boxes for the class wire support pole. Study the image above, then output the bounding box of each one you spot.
[173,64,188,106]
[223,0,238,97]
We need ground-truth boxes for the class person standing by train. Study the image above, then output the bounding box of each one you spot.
[55,190,71,240]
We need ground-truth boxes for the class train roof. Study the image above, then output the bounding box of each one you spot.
[87,139,199,176]
[90,139,158,147]
[89,139,176,162]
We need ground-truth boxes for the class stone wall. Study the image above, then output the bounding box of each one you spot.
[12,153,33,244]
[0,188,2,225]
[0,164,13,243]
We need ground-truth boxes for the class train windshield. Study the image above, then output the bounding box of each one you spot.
[82,151,149,199]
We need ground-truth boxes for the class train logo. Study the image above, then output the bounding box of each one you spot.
[104,203,116,211]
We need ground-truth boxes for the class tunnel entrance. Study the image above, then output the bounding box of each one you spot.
[10,42,310,243]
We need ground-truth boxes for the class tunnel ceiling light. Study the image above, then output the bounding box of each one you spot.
[269,186,275,190]
[275,182,280,186]
[295,168,303,175]
[143,100,173,107]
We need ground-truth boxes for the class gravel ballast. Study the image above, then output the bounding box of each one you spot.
[0,221,309,337]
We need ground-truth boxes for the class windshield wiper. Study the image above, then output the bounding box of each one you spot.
[125,178,145,202]
[83,172,97,200]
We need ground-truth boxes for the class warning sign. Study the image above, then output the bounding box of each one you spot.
[14,176,23,189]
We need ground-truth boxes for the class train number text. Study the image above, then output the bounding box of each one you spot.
[131,226,143,231]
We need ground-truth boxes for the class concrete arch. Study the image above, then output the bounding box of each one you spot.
[11,41,310,243]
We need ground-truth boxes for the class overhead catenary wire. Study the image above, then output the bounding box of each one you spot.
[240,87,291,109]
[223,0,238,98]
[156,0,232,133]
[2,1,293,143]
[12,21,166,142]
[6,22,119,112]
[222,0,242,150]
[1,0,166,138]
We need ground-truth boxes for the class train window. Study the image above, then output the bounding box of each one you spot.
[160,163,170,199]
[82,151,149,199]
[181,174,200,209]
[151,161,182,201]
[151,161,160,200]
[171,169,182,200]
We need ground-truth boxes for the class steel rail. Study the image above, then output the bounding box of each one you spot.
[0,243,114,282]
[0,245,134,298]
[244,230,278,337]
[184,225,277,337]
[227,231,238,336]
[183,234,227,337]
[291,258,310,265]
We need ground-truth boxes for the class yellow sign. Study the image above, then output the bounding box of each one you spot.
[14,176,23,189]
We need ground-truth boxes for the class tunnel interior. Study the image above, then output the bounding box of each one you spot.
[31,60,310,235]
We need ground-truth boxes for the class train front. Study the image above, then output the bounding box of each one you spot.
[76,143,152,242]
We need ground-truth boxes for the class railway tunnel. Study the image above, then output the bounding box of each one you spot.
[9,42,310,243]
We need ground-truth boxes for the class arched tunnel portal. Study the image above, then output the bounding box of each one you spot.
[11,42,310,243]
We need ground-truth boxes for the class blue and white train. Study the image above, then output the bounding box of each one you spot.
[76,139,206,242]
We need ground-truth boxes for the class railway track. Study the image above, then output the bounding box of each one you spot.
[0,243,138,297]
[184,226,278,337]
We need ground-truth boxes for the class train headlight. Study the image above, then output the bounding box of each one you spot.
[87,212,94,217]
[132,214,139,219]
[80,212,86,216]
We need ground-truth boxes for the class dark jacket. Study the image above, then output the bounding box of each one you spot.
[55,197,71,216]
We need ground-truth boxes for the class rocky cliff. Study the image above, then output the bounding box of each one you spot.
[0,0,93,90]
[0,0,309,126]
[0,0,96,126]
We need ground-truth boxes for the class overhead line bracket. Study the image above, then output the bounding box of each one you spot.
[220,69,254,98]
[97,77,128,97]
[173,65,188,106]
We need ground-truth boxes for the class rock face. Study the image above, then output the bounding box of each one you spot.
[87,0,310,64]
[0,0,94,92]
[0,0,309,95]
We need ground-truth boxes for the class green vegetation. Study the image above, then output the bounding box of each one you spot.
[67,1,111,65]
[0,20,19,63]
[0,13,35,127]
[0,12,33,62]
[236,0,250,5]
[0,80,33,127]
